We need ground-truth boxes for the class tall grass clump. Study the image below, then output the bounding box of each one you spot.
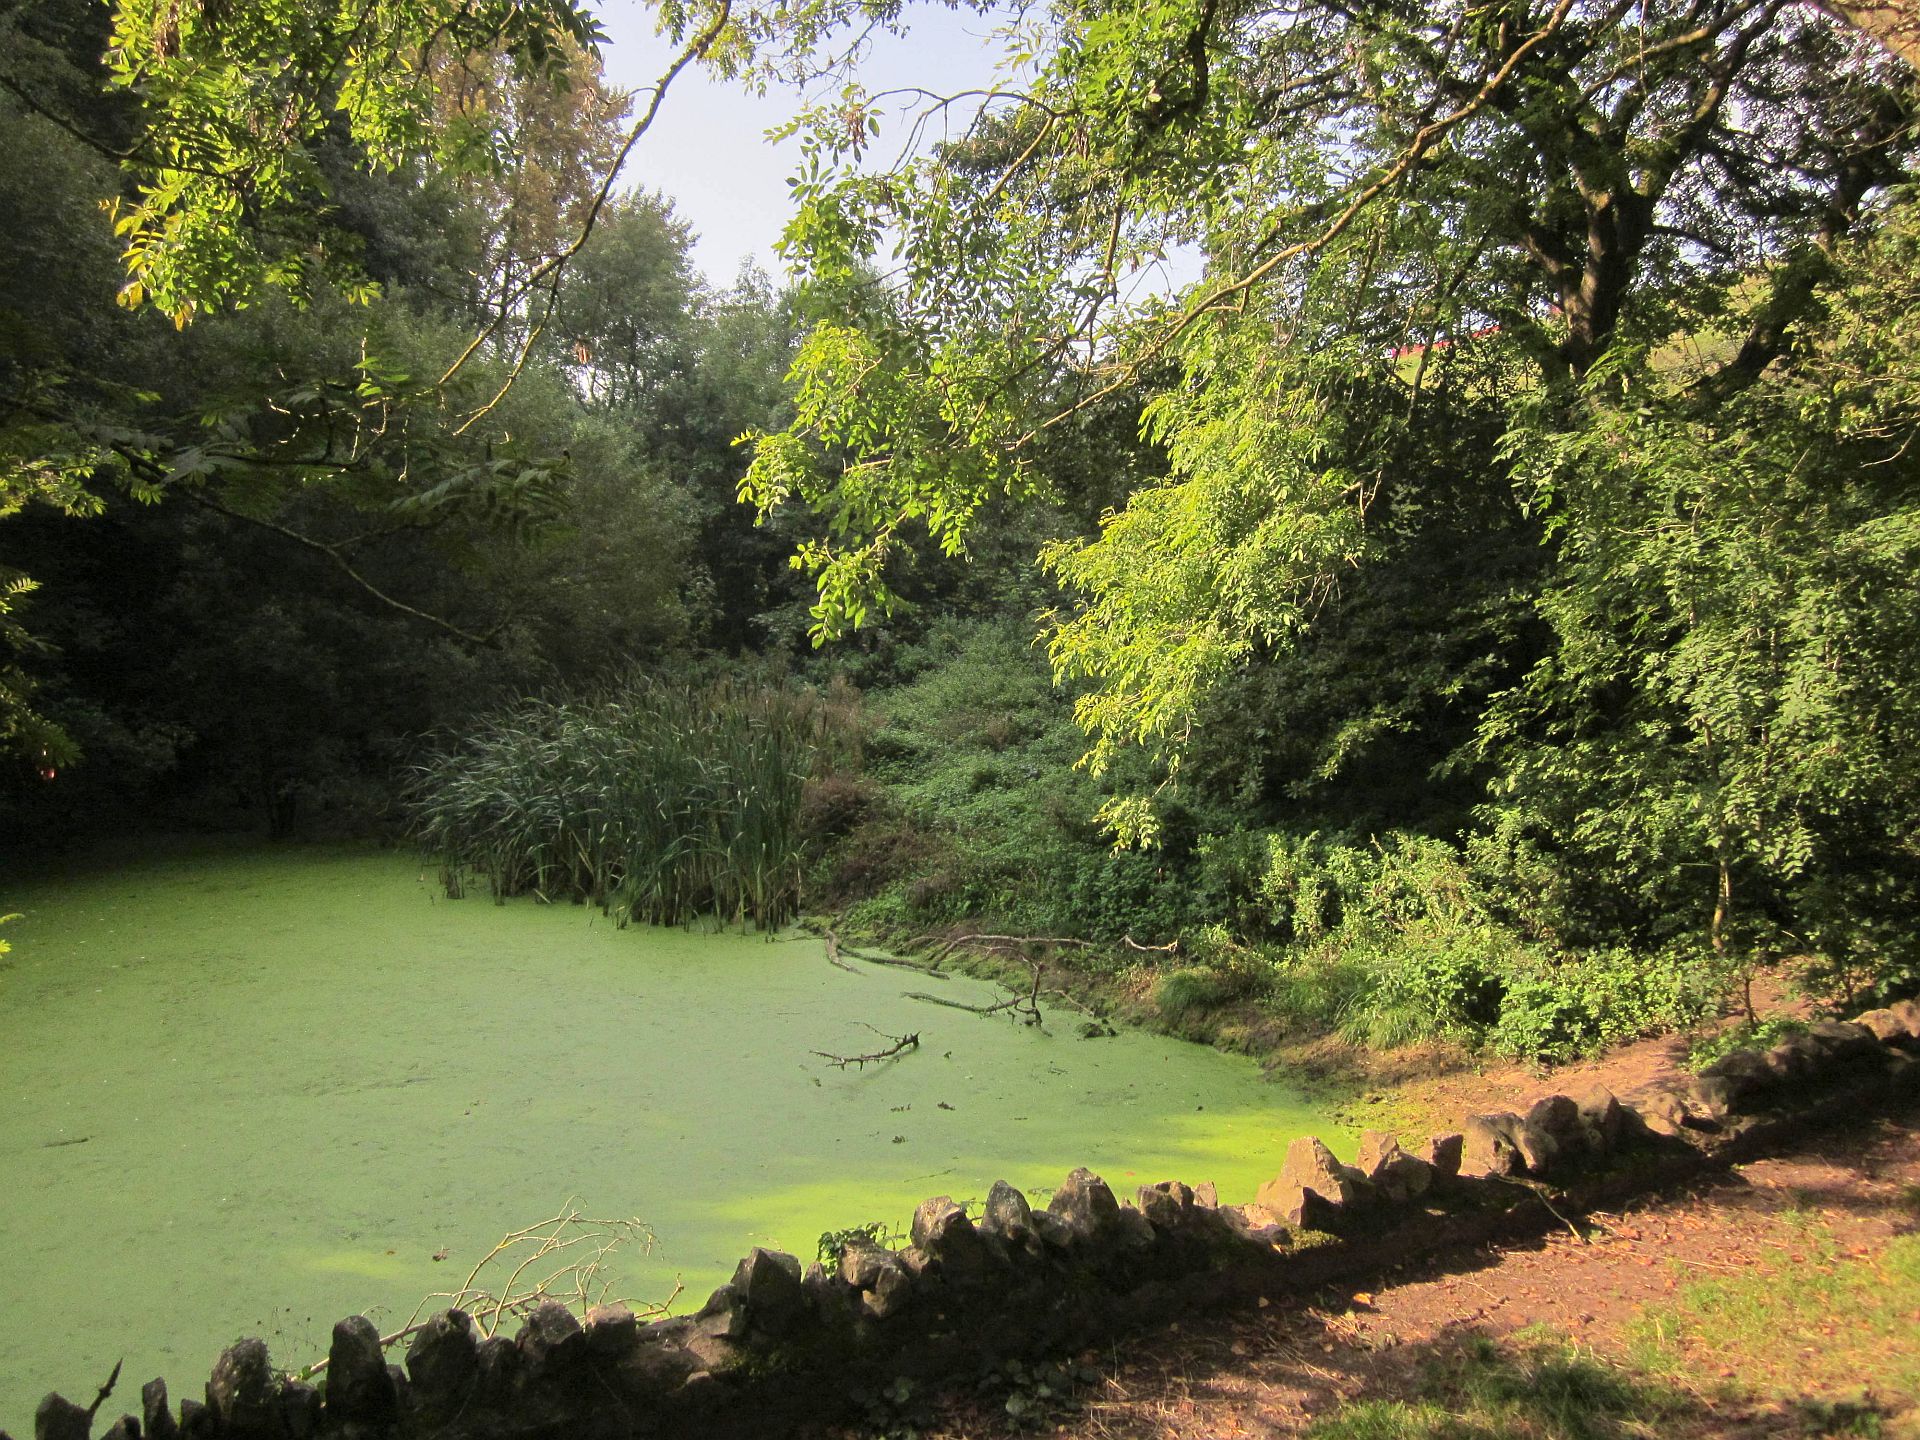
[408,676,856,928]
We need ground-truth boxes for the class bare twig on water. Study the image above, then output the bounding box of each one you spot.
[813,1026,921,1068]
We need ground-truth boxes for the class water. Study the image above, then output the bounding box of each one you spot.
[0,843,1341,1429]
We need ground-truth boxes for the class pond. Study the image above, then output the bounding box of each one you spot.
[0,842,1343,1430]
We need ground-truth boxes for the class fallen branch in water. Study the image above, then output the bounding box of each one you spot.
[808,923,943,973]
[813,1025,921,1068]
[822,930,860,974]
[923,932,1097,968]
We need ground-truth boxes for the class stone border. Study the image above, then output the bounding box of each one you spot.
[22,1001,1920,1440]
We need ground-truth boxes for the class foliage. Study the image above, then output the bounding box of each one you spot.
[1685,1017,1806,1072]
[1481,199,1920,1006]
[826,618,1203,942]
[410,675,857,927]
[103,0,605,320]
[1190,830,1712,1058]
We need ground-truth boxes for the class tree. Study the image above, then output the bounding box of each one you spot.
[743,0,1913,800]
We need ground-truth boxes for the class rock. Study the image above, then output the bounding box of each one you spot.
[1682,1071,1739,1121]
[1886,999,1920,1043]
[801,1262,855,1325]
[1354,1131,1398,1175]
[142,1379,178,1440]
[1416,1133,1464,1180]
[405,1309,480,1409]
[859,1263,913,1320]
[681,1325,739,1373]
[32,1395,89,1440]
[838,1241,903,1292]
[1136,1181,1196,1229]
[584,1303,639,1357]
[175,1399,207,1439]
[516,1300,585,1370]
[1251,1179,1340,1230]
[732,1247,807,1331]
[1628,1087,1692,1137]
[1697,1047,1775,1112]
[1194,1181,1219,1208]
[101,1418,140,1440]
[279,1379,321,1439]
[1029,1210,1076,1249]
[1048,1167,1121,1236]
[1459,1114,1525,1178]
[1354,1132,1434,1202]
[693,1284,748,1342]
[1763,1035,1817,1084]
[1524,1096,1585,1156]
[1278,1136,1362,1206]
[911,1197,987,1271]
[1857,1007,1912,1045]
[208,1339,279,1435]
[1573,1087,1625,1152]
[326,1315,397,1424]
[898,1245,936,1279]
[1220,1202,1290,1245]
[1114,1206,1157,1248]
[473,1335,521,1398]
[1806,1020,1880,1064]
[983,1179,1035,1236]
[1514,1117,1560,1174]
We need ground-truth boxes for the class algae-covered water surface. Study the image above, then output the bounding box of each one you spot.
[0,843,1340,1428]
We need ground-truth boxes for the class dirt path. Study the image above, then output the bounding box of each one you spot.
[899,1096,1920,1440]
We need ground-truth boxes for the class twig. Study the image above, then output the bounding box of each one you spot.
[1123,935,1179,954]
[1494,1176,1590,1245]
[813,1029,921,1068]
[85,1360,122,1421]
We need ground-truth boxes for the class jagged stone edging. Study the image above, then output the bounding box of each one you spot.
[21,1001,1920,1440]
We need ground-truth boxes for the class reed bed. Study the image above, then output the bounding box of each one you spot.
[409,677,852,928]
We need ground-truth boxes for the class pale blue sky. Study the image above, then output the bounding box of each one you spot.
[595,3,1018,285]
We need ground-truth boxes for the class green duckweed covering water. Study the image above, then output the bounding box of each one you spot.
[0,843,1343,1430]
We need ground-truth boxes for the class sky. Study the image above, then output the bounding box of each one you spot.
[593,3,1019,285]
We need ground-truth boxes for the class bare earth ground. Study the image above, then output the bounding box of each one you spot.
[884,1093,1920,1440]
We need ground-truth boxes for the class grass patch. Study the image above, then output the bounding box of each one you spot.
[1626,1226,1920,1406]
[1304,1335,1688,1440]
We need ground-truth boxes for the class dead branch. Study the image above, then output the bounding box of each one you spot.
[813,1026,921,1068]
[1123,935,1180,954]
[822,930,860,974]
[923,932,1097,968]
[410,1202,658,1338]
[85,1359,122,1421]
[816,925,943,972]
